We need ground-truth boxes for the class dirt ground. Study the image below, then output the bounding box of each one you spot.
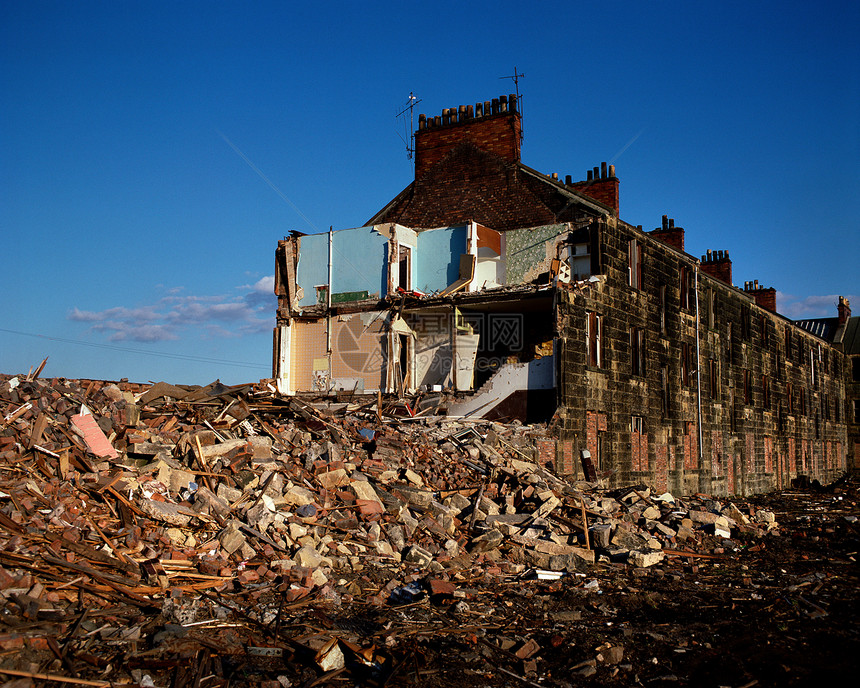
[45,477,852,688]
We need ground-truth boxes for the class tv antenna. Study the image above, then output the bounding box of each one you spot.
[396,92,422,162]
[500,67,525,143]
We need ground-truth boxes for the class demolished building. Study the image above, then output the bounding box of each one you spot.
[273,93,849,496]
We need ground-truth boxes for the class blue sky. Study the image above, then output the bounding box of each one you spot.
[2,1,858,384]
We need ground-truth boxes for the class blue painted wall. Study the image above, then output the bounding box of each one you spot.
[416,225,467,294]
[295,227,389,307]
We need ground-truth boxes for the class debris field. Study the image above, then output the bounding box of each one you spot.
[1,372,858,687]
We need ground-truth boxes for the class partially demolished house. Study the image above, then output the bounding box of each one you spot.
[273,93,849,496]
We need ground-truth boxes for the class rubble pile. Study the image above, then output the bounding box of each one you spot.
[0,372,856,687]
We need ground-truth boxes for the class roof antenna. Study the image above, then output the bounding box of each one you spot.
[500,67,525,143]
[395,92,422,163]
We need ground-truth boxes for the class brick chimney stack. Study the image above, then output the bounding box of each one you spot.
[567,162,620,215]
[838,296,851,324]
[650,216,685,252]
[700,249,733,286]
[744,280,777,313]
[414,94,522,179]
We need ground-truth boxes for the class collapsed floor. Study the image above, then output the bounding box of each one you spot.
[0,373,858,687]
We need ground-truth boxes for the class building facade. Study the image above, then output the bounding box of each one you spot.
[273,94,849,495]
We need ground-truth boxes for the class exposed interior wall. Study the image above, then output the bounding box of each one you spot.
[471,223,505,290]
[505,224,567,284]
[330,312,387,393]
[290,320,327,392]
[289,313,387,393]
[294,227,389,308]
[415,225,467,293]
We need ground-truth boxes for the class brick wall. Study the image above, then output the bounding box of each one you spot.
[553,215,848,496]
[415,108,521,178]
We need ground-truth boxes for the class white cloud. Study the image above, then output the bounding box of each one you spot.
[776,292,859,320]
[68,276,277,343]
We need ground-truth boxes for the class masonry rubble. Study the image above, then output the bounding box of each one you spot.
[0,370,793,685]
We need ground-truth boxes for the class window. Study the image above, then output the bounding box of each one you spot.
[631,415,644,434]
[628,238,643,290]
[659,284,667,335]
[741,306,751,340]
[679,266,691,310]
[853,357,860,382]
[787,383,794,414]
[784,325,792,359]
[630,327,646,376]
[398,245,412,291]
[681,342,692,386]
[586,311,604,368]
[799,387,806,415]
[762,374,770,410]
[707,288,715,329]
[743,369,752,405]
[761,316,769,347]
[709,358,719,400]
[854,399,860,423]
[728,322,734,363]
[661,366,670,417]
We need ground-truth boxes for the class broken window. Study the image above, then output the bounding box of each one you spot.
[628,238,643,290]
[586,311,604,368]
[709,358,719,400]
[681,342,692,386]
[630,327,646,376]
[631,415,644,434]
[569,241,591,279]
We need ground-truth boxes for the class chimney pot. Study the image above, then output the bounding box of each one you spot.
[707,249,712,260]
[587,169,593,181]
[510,94,517,112]
[662,215,669,230]
[476,102,483,117]
[669,218,675,229]
[593,166,600,179]
[608,164,615,177]
[551,172,559,180]
[484,100,491,115]
[466,104,473,118]
[601,162,607,178]
[419,114,426,130]
[500,94,508,112]
[565,174,572,184]
[492,98,499,114]
[754,279,759,289]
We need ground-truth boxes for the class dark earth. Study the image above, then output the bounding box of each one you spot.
[6,478,849,688]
